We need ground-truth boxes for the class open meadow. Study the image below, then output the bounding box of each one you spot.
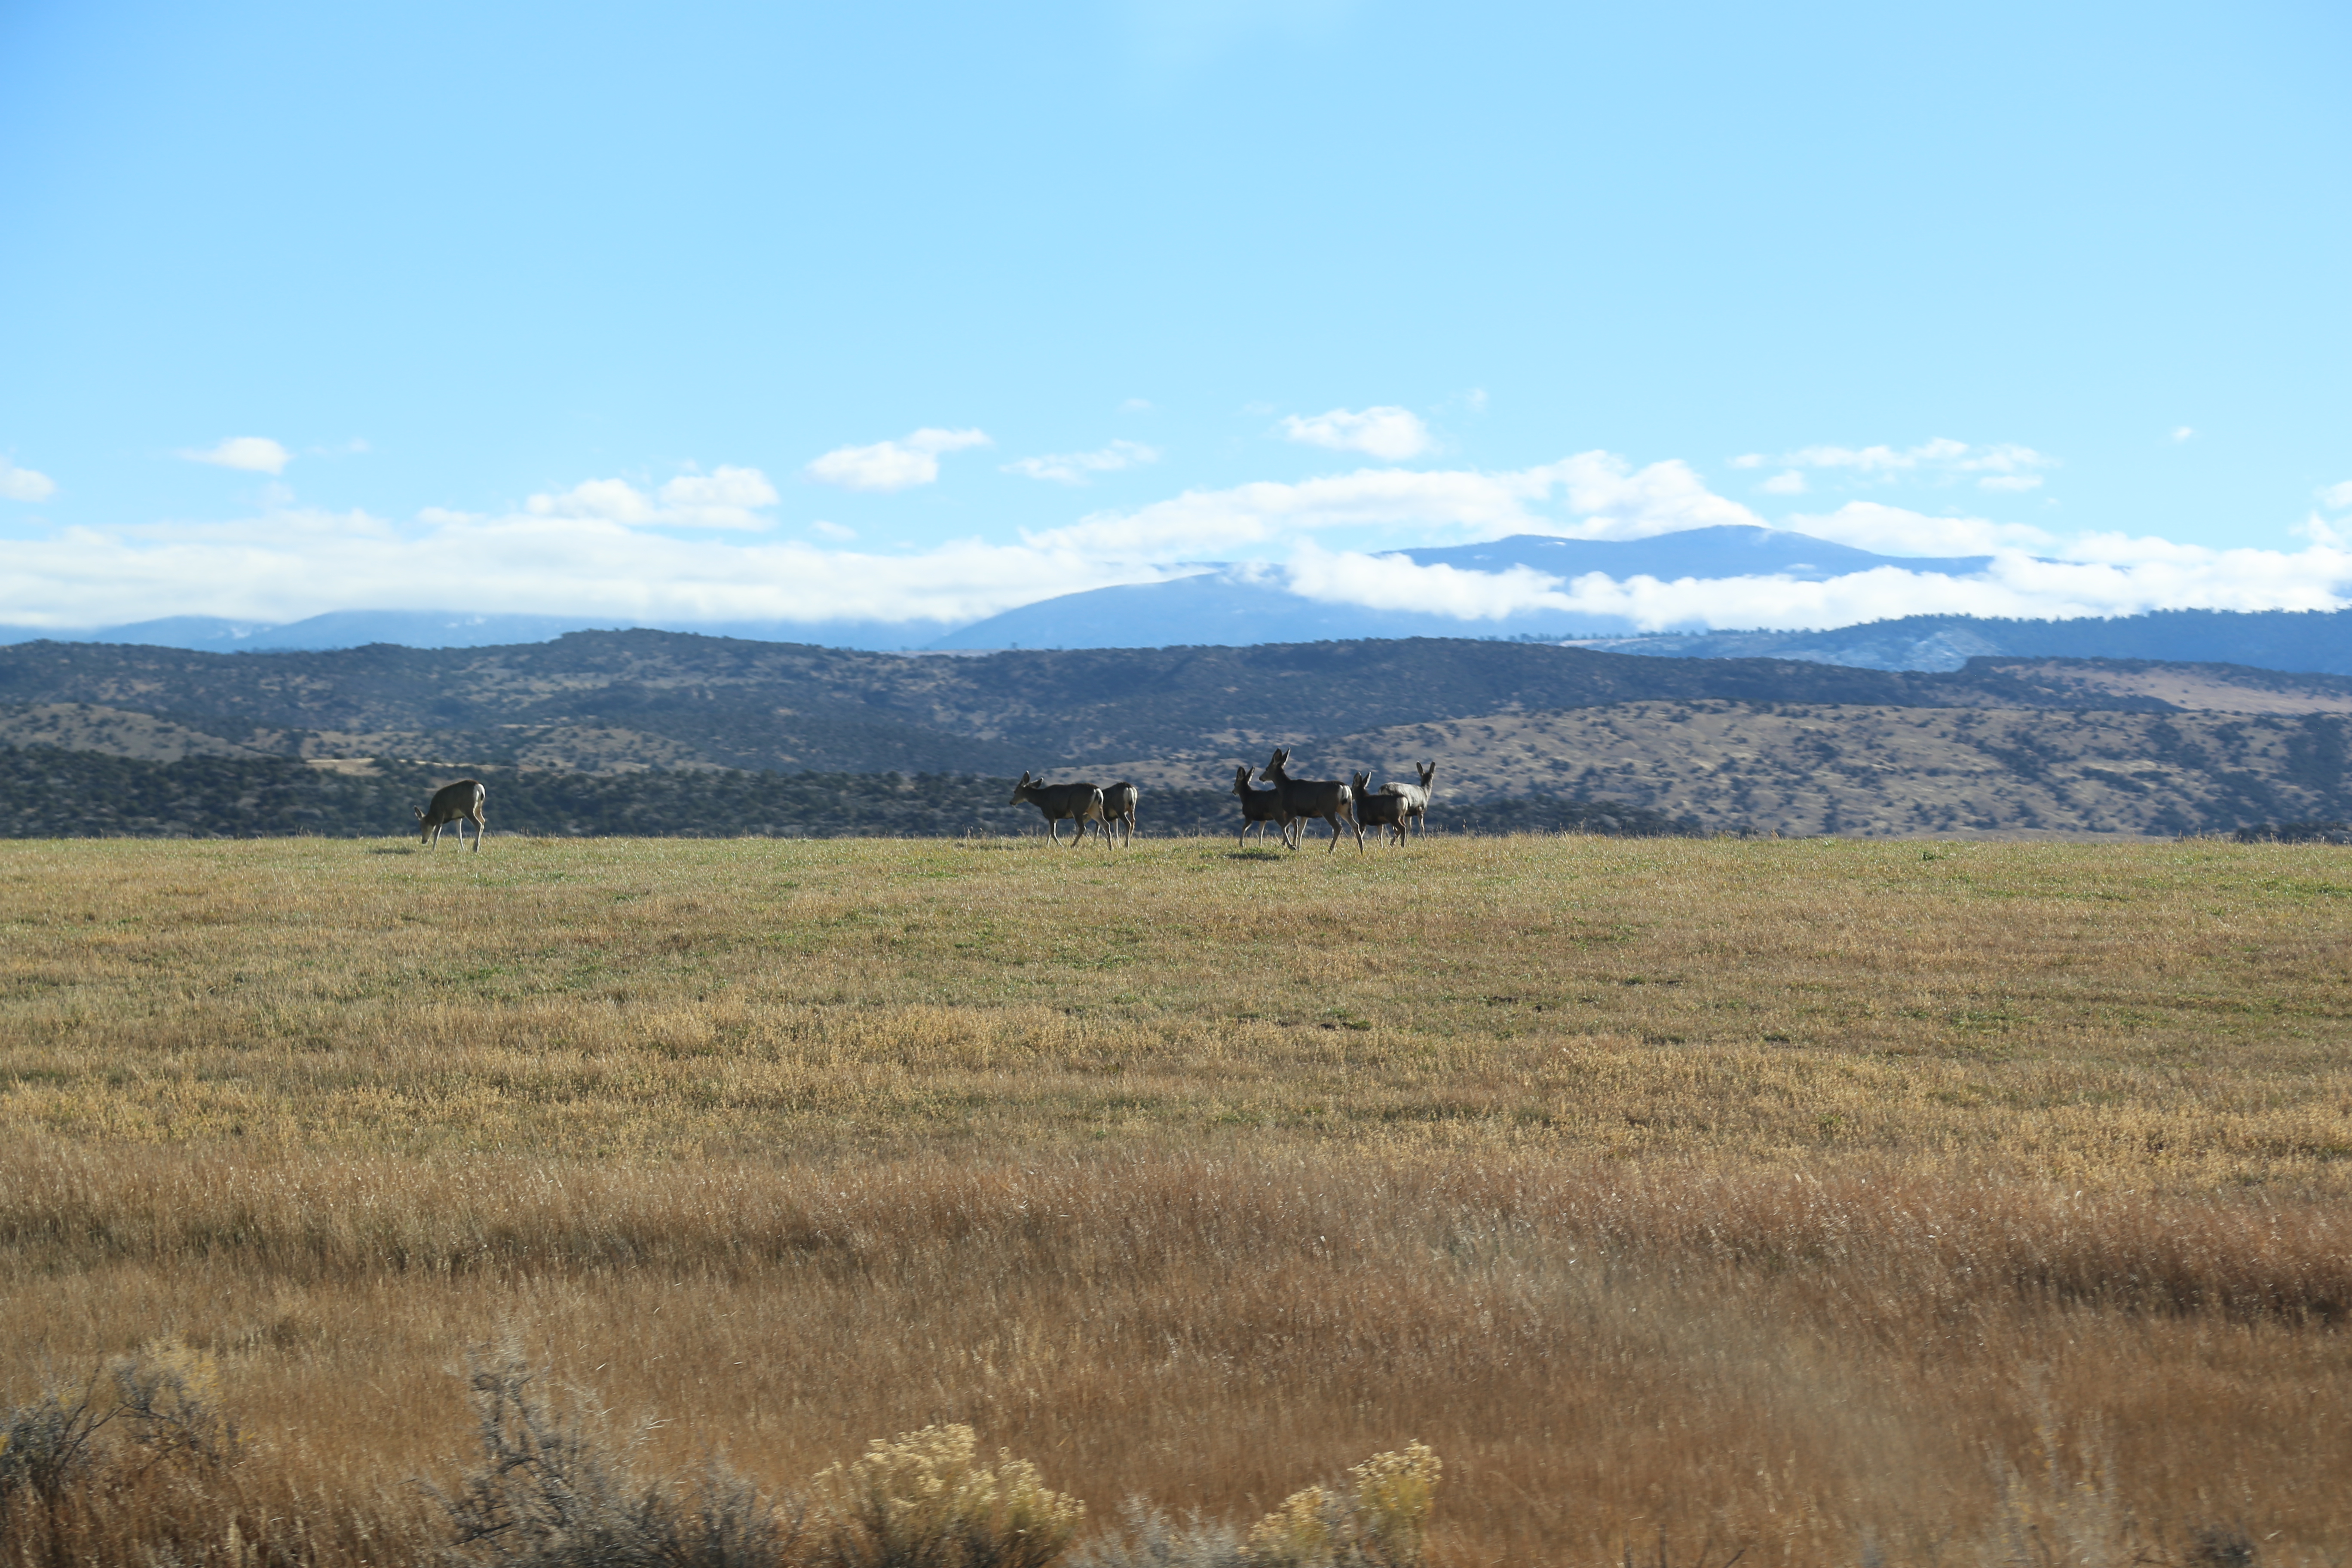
[2,831,2349,1565]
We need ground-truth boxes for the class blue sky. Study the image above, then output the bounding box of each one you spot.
[3,0,2349,632]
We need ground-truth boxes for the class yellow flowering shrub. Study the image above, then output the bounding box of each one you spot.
[1241,1445,1442,1568]
[815,1421,1086,1568]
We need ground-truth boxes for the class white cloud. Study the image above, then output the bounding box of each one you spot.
[526,466,780,530]
[1284,541,1576,620]
[1758,471,1807,496]
[0,501,1187,630]
[16,445,2349,642]
[1003,440,1161,485]
[1271,531,2352,632]
[180,436,291,475]
[1785,438,1967,472]
[1787,502,2055,557]
[1119,398,1154,413]
[0,458,57,502]
[1746,438,2058,486]
[2318,481,2352,511]
[2172,427,2196,442]
[1027,451,1763,560]
[1278,406,1433,461]
[804,428,991,492]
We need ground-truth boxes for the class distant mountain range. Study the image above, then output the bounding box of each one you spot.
[926,527,1998,648]
[0,609,956,654]
[4,524,2345,678]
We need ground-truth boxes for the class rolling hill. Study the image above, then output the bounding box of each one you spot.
[1574,606,2352,674]
[6,631,2352,839]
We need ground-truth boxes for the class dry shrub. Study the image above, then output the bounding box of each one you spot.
[0,1339,230,1511]
[809,1423,1084,1568]
[441,1347,792,1568]
[1241,1445,1439,1568]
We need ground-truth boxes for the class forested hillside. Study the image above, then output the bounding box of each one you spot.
[10,633,2352,839]
[0,631,2180,777]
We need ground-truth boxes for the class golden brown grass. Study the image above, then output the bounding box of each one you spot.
[2,834,2349,1565]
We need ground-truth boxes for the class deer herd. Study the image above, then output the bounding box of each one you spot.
[1013,749,1437,852]
[414,751,1436,853]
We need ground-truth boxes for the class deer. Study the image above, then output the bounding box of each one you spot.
[1094,781,1141,846]
[1351,772,1412,846]
[1382,761,1437,838]
[416,778,487,851]
[1263,747,1363,854]
[1230,764,1283,846]
[1010,771,1107,847]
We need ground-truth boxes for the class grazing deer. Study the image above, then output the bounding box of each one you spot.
[1010,771,1106,847]
[1230,765,1283,846]
[1351,772,1412,846]
[1263,747,1363,854]
[1382,761,1437,838]
[416,778,487,851]
[1095,781,1141,846]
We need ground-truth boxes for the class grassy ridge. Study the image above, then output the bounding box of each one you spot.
[2,836,2348,1562]
[0,744,1697,839]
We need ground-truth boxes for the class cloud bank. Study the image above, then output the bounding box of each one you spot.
[0,505,1186,631]
[1026,451,1759,557]
[1283,538,2352,631]
[7,444,2349,640]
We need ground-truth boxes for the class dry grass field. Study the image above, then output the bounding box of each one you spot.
[2,832,2349,1565]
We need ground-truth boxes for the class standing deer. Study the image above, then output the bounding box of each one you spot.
[1095,781,1141,845]
[1230,765,1283,846]
[1351,772,1412,846]
[1010,771,1106,847]
[1263,747,1363,854]
[416,779,487,851]
[1382,761,1437,838]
